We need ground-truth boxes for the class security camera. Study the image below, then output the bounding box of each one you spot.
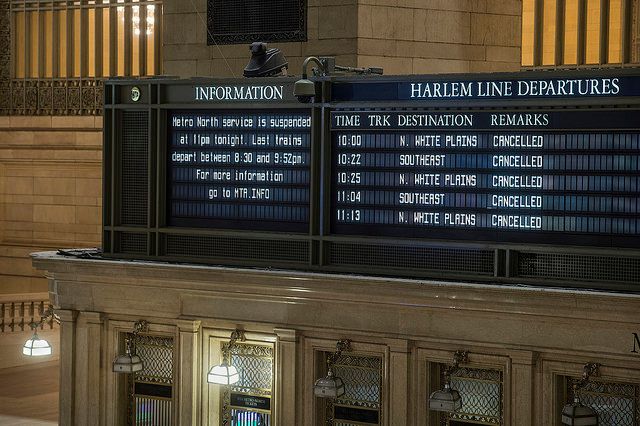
[293,78,316,103]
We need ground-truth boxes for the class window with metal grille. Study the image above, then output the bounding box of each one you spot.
[222,342,274,426]
[521,0,640,67]
[206,0,306,45]
[11,0,161,78]
[126,333,174,426]
[564,377,640,426]
[439,365,504,426]
[3,0,162,115]
[323,353,383,426]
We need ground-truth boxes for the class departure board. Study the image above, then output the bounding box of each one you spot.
[168,110,311,232]
[331,109,640,247]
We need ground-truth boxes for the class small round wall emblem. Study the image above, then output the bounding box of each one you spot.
[131,86,141,102]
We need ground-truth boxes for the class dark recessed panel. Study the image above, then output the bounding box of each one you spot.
[134,383,172,399]
[120,110,149,227]
[328,242,495,276]
[517,252,640,283]
[207,0,307,45]
[117,232,148,255]
[164,234,309,264]
[333,405,379,424]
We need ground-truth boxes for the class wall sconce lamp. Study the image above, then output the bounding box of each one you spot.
[428,350,469,413]
[293,57,383,103]
[207,329,245,385]
[314,339,351,398]
[112,320,148,374]
[561,363,600,426]
[23,305,58,357]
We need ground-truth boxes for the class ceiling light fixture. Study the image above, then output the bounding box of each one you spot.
[428,350,469,413]
[561,363,600,426]
[314,339,351,398]
[207,329,245,385]
[23,305,58,357]
[112,320,148,374]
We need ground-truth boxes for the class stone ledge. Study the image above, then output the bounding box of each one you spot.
[30,250,640,324]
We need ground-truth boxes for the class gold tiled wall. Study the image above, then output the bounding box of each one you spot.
[0,117,102,294]
[162,0,521,78]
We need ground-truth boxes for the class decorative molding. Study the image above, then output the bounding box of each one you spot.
[0,79,104,116]
[176,319,201,333]
[0,0,144,116]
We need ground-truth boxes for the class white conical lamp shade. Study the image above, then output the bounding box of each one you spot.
[207,362,240,385]
[23,333,52,356]
[112,353,144,373]
[429,382,462,412]
[314,372,346,398]
[561,396,599,425]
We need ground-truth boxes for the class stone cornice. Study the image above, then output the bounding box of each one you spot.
[32,251,640,325]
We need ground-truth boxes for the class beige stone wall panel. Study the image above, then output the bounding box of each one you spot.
[424,9,471,44]
[471,12,521,47]
[0,119,101,295]
[31,254,640,425]
[318,5,358,39]
[412,57,471,73]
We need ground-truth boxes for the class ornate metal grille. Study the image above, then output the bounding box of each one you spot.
[221,342,274,426]
[126,333,174,426]
[133,334,174,385]
[326,354,383,426]
[2,0,162,115]
[439,366,504,426]
[565,377,640,426]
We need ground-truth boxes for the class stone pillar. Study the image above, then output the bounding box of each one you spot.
[274,328,297,425]
[511,352,538,426]
[388,341,410,426]
[74,312,103,425]
[57,309,78,425]
[177,320,201,426]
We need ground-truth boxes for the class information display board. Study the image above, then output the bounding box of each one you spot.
[331,109,640,248]
[103,73,640,288]
[168,110,312,232]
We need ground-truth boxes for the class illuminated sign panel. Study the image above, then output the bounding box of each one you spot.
[331,75,640,101]
[103,72,640,287]
[330,78,640,248]
[167,110,311,232]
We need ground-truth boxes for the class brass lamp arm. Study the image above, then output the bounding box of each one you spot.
[326,339,351,371]
[28,305,59,330]
[301,56,326,79]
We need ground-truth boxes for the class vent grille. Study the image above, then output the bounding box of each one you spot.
[165,234,308,263]
[120,110,148,226]
[518,252,640,283]
[328,243,495,275]
[207,0,306,44]
[119,232,148,254]
[103,231,111,253]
